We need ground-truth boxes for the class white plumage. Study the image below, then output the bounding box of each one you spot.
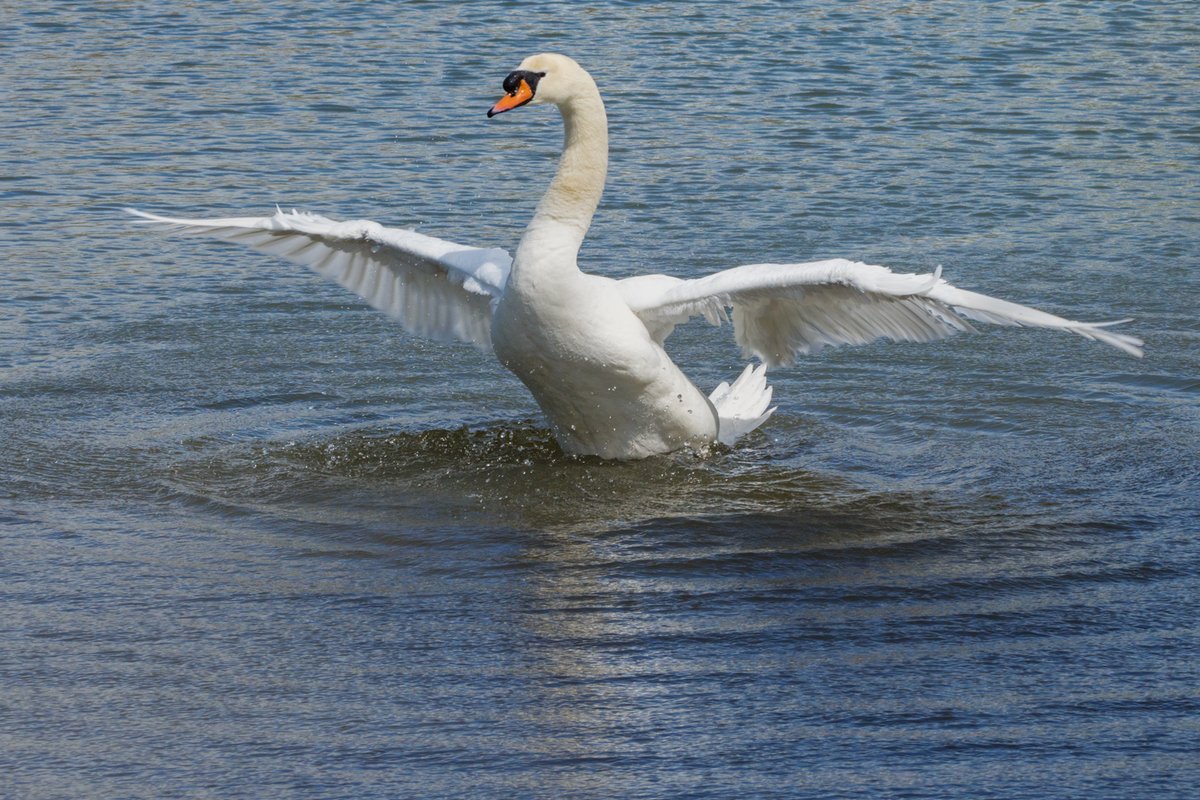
[621,260,1143,364]
[128,208,510,349]
[130,53,1142,460]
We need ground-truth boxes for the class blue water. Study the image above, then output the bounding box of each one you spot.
[3,2,1199,798]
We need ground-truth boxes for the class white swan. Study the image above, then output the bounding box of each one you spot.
[130,53,1143,460]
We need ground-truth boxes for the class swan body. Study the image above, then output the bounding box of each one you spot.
[130,53,1143,460]
[488,54,719,458]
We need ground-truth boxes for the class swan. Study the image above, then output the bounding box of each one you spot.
[130,53,1143,460]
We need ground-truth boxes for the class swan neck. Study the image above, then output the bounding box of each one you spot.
[519,92,608,263]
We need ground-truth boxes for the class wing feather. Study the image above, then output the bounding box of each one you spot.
[620,258,1143,365]
[128,208,512,350]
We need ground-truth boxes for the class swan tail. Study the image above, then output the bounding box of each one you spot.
[709,364,777,446]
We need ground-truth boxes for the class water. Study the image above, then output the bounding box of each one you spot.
[3,1,1198,797]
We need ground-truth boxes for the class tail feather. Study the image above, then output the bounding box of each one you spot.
[709,364,776,446]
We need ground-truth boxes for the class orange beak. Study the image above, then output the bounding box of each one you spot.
[487,79,534,117]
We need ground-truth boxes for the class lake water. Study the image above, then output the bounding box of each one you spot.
[3,2,1198,798]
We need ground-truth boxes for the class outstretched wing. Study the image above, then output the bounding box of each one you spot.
[619,258,1143,365]
[129,208,512,350]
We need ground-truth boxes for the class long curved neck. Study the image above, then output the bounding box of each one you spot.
[514,89,608,276]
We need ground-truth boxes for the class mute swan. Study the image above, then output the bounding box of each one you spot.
[130,53,1143,460]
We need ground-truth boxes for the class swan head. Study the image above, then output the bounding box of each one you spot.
[487,53,595,117]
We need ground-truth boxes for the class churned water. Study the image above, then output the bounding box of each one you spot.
[2,2,1198,798]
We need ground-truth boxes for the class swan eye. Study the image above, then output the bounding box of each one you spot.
[502,70,545,95]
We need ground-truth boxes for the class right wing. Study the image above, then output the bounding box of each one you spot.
[128,208,512,350]
[620,259,1143,365]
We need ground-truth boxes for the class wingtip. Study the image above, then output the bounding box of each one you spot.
[1084,319,1144,358]
[1082,325,1144,358]
[125,207,175,226]
[1118,336,1146,359]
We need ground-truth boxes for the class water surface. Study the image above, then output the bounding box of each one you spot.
[2,2,1198,798]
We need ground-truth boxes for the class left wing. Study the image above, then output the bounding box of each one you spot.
[619,259,1143,366]
[129,208,511,350]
